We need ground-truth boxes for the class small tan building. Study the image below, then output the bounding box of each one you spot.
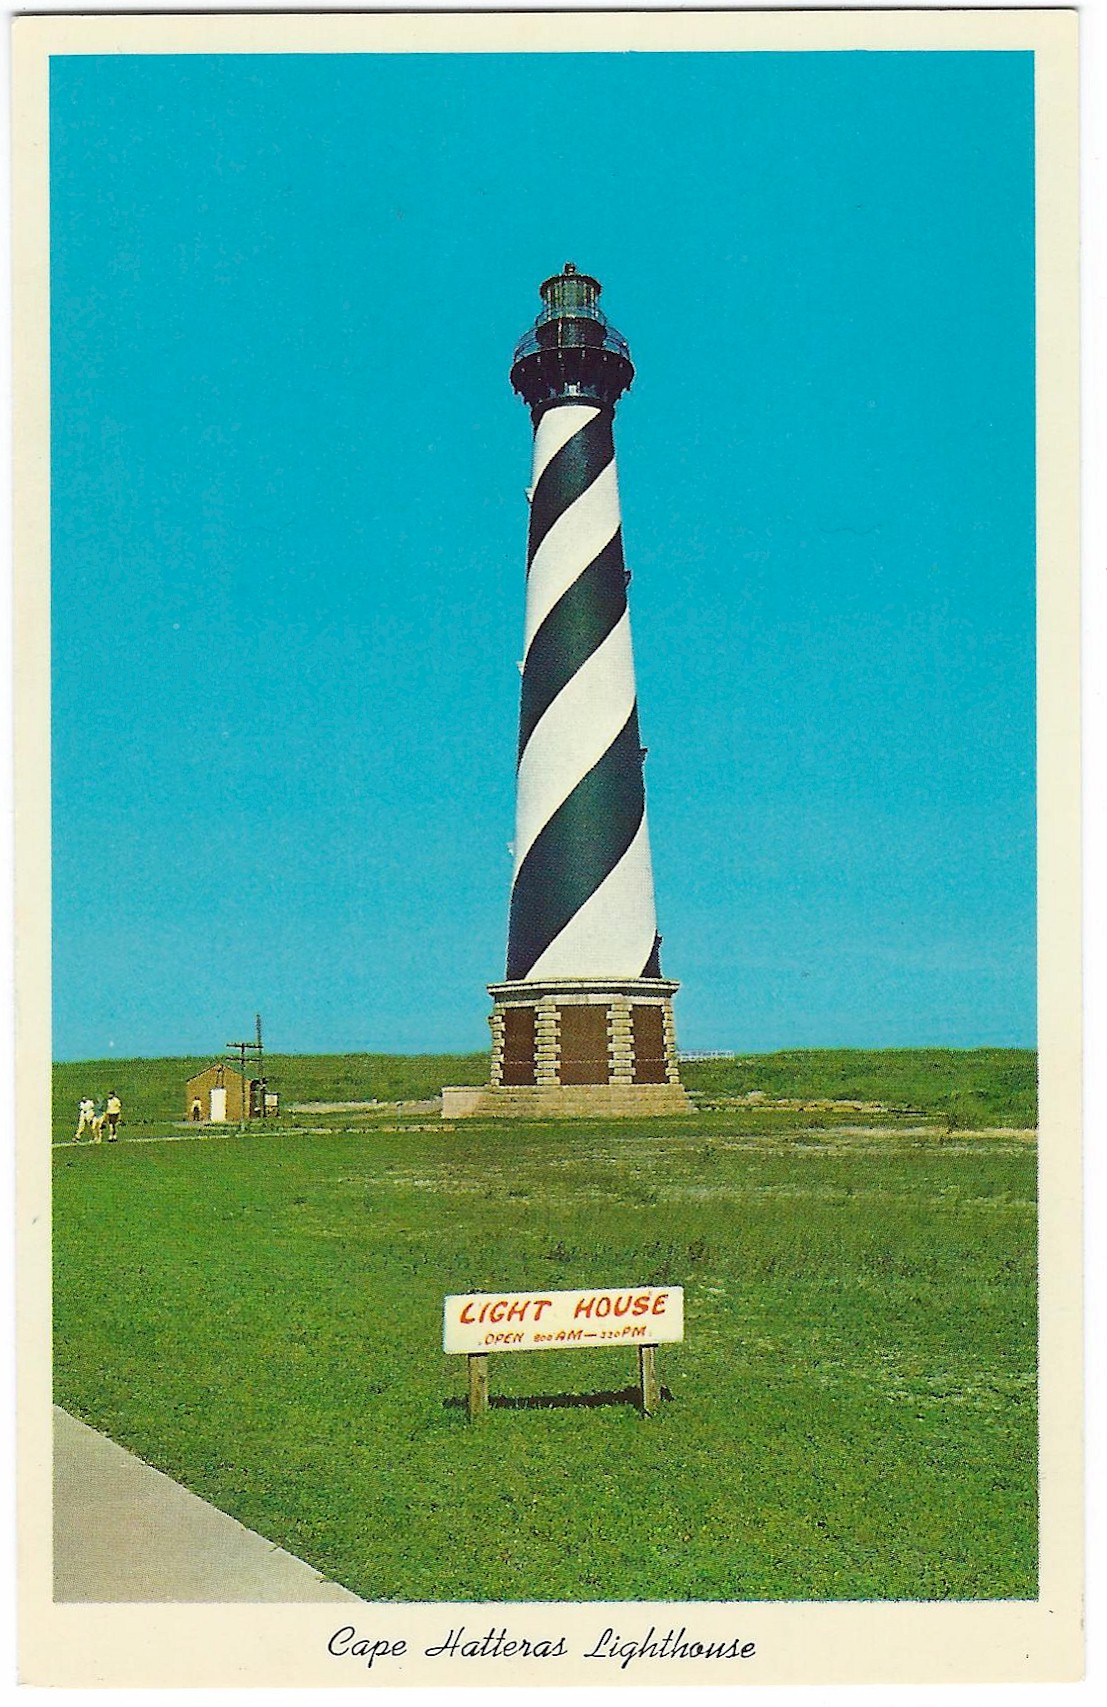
[186,1063,253,1124]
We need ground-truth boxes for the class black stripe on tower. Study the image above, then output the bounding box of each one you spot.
[517,530,626,759]
[526,410,614,570]
[507,708,646,980]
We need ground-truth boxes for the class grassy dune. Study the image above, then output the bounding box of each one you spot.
[52,1047,1036,1145]
[682,1048,1036,1130]
[52,1071,1037,1602]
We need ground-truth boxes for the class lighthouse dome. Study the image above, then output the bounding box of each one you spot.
[510,263,633,416]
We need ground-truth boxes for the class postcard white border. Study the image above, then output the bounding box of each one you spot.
[13,7,1081,1687]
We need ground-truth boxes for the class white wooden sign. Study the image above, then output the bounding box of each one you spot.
[443,1286,684,1354]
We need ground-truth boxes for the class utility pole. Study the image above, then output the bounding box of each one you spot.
[255,1012,264,1114]
[226,1016,264,1131]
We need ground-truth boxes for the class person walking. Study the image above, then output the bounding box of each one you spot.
[74,1098,95,1141]
[90,1098,106,1143]
[104,1091,122,1142]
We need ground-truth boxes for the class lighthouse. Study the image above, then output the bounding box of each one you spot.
[444,266,689,1117]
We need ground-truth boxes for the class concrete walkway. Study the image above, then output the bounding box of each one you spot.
[53,1407,361,1602]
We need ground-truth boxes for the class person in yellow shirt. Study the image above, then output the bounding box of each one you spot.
[104,1092,122,1142]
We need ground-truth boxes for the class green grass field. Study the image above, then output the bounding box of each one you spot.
[53,1050,1037,1602]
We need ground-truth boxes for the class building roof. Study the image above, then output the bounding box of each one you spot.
[185,1063,248,1089]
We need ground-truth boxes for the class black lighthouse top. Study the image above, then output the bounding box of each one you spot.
[510,263,635,419]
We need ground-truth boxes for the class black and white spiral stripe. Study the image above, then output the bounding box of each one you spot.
[506,403,660,982]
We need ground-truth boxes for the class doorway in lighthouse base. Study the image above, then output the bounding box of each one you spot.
[557,1005,609,1085]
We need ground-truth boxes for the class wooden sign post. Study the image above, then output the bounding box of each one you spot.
[467,1353,490,1418]
[638,1344,661,1416]
[443,1287,684,1420]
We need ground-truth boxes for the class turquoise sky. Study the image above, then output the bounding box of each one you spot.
[50,50,1036,1060]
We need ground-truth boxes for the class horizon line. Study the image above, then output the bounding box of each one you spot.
[51,1040,1039,1067]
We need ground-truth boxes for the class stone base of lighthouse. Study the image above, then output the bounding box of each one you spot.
[441,977,691,1119]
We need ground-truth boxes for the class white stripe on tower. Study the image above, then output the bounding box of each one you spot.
[526,811,658,980]
[513,611,636,876]
[522,459,621,650]
[530,402,599,484]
